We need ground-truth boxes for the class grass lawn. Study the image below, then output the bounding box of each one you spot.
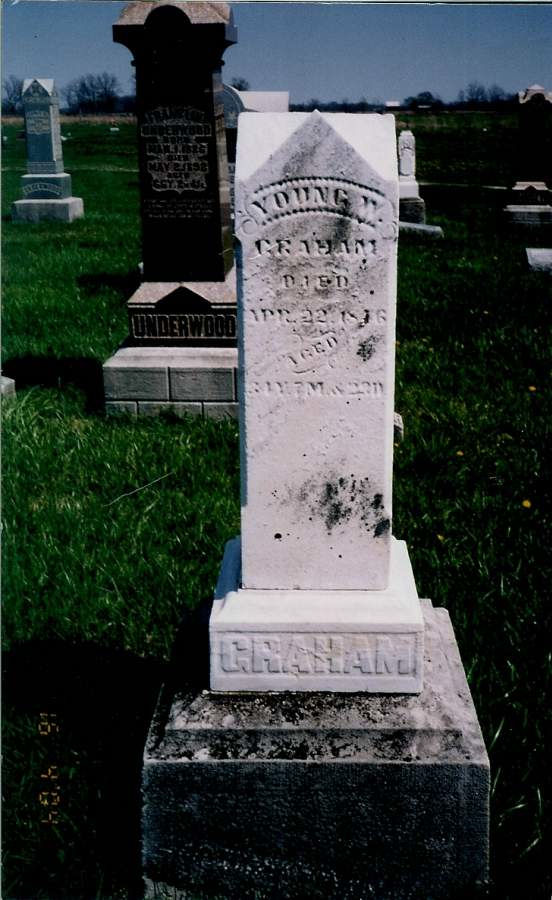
[2,114,551,899]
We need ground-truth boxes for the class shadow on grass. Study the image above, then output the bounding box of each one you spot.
[77,270,140,300]
[2,355,105,411]
[3,640,168,900]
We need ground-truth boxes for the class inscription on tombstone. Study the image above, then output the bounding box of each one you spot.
[209,112,424,692]
[236,113,397,591]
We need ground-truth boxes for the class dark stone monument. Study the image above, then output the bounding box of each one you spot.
[12,78,84,223]
[505,84,552,229]
[103,1,239,418]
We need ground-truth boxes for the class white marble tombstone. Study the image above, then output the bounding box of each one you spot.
[209,111,424,692]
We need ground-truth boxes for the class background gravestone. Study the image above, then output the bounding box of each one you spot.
[12,79,84,223]
[221,84,290,214]
[103,1,240,419]
[142,111,489,898]
[398,128,426,223]
[505,84,552,229]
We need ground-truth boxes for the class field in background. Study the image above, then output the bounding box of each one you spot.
[2,114,551,898]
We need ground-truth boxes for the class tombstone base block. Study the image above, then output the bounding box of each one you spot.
[142,601,489,900]
[526,248,552,272]
[504,204,552,228]
[399,195,426,223]
[210,536,424,693]
[11,196,84,223]
[103,345,238,419]
[399,221,444,239]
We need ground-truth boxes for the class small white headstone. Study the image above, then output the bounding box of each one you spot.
[398,129,419,199]
[210,112,424,693]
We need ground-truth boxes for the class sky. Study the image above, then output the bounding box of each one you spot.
[2,1,552,105]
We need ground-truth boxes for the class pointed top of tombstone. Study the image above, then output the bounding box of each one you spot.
[22,78,55,98]
[236,111,398,189]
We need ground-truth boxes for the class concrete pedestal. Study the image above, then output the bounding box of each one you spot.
[12,196,84,223]
[142,601,489,899]
[103,346,238,419]
[399,196,426,225]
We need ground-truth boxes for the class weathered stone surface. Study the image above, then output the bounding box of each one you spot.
[394,411,404,441]
[143,602,490,899]
[105,400,138,416]
[113,1,236,282]
[12,197,84,223]
[19,173,72,200]
[170,367,234,401]
[1,375,16,397]
[104,364,169,401]
[138,401,203,417]
[235,111,399,592]
[103,346,238,408]
[526,247,552,271]
[399,196,426,223]
[210,536,424,692]
[21,78,63,175]
[203,401,239,420]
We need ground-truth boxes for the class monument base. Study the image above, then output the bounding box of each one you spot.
[504,204,552,227]
[210,537,424,693]
[11,197,84,223]
[399,221,443,239]
[399,195,426,224]
[103,346,238,419]
[142,602,489,899]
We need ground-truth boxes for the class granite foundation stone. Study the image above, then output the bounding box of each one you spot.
[143,601,490,900]
[103,346,238,418]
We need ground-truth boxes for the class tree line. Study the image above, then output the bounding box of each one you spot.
[2,73,135,115]
[3,73,518,116]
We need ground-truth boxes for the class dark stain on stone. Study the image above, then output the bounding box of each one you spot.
[357,335,380,361]
[374,517,391,537]
[297,473,390,536]
[320,481,353,532]
[274,533,282,540]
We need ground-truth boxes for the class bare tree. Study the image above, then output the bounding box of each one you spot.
[2,75,23,114]
[465,81,488,105]
[63,73,121,114]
